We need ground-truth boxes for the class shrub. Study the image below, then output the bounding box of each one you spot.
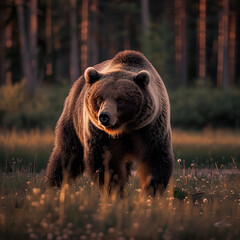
[169,88,240,129]
[0,81,69,129]
[0,83,239,129]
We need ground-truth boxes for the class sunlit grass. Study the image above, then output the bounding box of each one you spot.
[172,128,240,147]
[172,129,240,168]
[0,167,240,239]
[0,128,239,170]
[0,128,54,171]
[0,129,240,239]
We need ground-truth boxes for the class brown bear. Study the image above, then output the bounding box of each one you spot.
[45,50,174,196]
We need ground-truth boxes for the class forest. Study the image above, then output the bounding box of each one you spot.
[0,0,240,130]
[1,0,240,90]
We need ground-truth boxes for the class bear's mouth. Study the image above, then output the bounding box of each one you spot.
[102,124,124,138]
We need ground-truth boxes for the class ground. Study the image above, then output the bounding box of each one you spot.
[0,129,240,240]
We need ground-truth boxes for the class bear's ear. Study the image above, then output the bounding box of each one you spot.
[84,67,102,84]
[133,70,150,87]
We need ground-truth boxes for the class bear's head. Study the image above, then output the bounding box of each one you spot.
[84,67,152,137]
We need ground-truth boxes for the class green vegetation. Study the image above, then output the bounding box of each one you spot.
[1,82,240,130]
[170,88,240,129]
[0,163,240,240]
[0,129,54,171]
[0,81,69,129]
[0,129,239,171]
[173,129,240,168]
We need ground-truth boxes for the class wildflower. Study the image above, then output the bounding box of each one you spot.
[62,233,69,239]
[47,233,53,240]
[32,188,41,195]
[79,205,84,211]
[108,228,115,233]
[213,221,231,228]
[29,233,38,239]
[40,194,46,199]
[118,237,126,240]
[90,232,97,238]
[31,201,39,207]
[54,229,61,236]
[67,222,73,228]
[80,235,87,240]
[98,232,104,238]
[86,224,92,229]
[133,222,139,228]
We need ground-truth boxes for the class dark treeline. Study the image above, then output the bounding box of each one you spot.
[0,0,240,94]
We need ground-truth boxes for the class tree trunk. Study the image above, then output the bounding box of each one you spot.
[15,0,33,93]
[45,0,52,78]
[124,14,130,50]
[30,0,38,86]
[198,0,206,84]
[174,0,187,86]
[81,0,89,73]
[5,24,12,85]
[70,0,80,83]
[108,23,117,58]
[0,26,6,85]
[222,0,229,89]
[217,0,229,89]
[217,13,224,88]
[141,0,149,34]
[141,0,150,54]
[89,0,99,66]
[228,12,236,87]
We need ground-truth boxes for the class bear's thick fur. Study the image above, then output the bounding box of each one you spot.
[45,50,174,195]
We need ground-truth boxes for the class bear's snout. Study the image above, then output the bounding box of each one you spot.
[98,98,117,128]
[99,112,111,126]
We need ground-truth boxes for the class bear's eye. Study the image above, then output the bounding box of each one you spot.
[96,98,103,107]
[117,98,124,106]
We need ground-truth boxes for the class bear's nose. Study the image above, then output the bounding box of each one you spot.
[99,112,111,126]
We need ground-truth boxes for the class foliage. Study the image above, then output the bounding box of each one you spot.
[170,88,240,129]
[141,20,175,86]
[0,81,69,129]
[0,129,54,171]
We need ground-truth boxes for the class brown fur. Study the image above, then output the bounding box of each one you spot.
[45,50,174,196]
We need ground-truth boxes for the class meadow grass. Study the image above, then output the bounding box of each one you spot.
[0,128,239,170]
[0,165,240,239]
[0,129,240,239]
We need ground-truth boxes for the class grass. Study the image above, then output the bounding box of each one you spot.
[0,164,240,239]
[0,129,240,239]
[0,128,239,170]
[173,129,240,168]
[0,128,54,171]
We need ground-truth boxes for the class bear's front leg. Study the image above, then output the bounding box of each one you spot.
[84,141,128,196]
[137,132,174,196]
[45,122,84,187]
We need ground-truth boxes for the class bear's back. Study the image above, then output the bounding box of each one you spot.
[93,51,153,74]
[111,50,150,69]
